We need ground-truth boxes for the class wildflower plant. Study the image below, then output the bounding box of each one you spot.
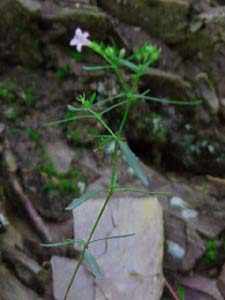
[44,28,201,299]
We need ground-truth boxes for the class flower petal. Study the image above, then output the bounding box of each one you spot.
[70,37,77,46]
[83,32,90,39]
[75,28,82,36]
[77,44,82,52]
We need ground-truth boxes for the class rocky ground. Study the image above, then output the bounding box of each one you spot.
[1,0,225,299]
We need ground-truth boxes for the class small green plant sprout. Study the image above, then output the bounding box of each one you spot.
[44,27,201,300]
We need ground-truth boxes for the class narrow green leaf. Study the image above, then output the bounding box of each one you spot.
[83,65,113,71]
[66,189,101,210]
[140,94,202,106]
[41,239,86,248]
[119,59,139,72]
[84,250,103,279]
[119,141,149,187]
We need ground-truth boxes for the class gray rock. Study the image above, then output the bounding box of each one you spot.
[0,264,42,300]
[0,0,113,67]
[17,0,41,14]
[195,72,219,115]
[0,213,9,232]
[141,171,225,271]
[73,195,164,300]
[164,214,205,271]
[219,98,225,119]
[51,256,95,300]
[2,248,45,294]
[180,275,224,300]
[218,263,225,298]
[0,123,5,135]
[46,141,74,174]
[98,0,190,43]
[144,68,193,100]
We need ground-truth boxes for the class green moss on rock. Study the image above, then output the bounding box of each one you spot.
[0,0,43,67]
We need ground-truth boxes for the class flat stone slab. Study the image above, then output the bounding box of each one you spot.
[73,195,164,300]
[51,256,95,300]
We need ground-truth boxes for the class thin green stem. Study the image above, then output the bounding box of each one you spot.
[88,108,119,141]
[135,94,201,106]
[95,93,125,108]
[64,150,118,300]
[89,43,129,92]
[46,115,95,126]
[100,100,127,115]
[64,189,114,300]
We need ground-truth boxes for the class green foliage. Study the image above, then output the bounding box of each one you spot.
[56,64,71,80]
[0,81,16,103]
[70,51,83,62]
[46,33,202,297]
[119,141,149,187]
[0,81,37,106]
[83,249,103,279]
[21,87,37,107]
[63,101,103,146]
[4,107,19,121]
[42,233,134,279]
[38,161,84,197]
[203,239,218,264]
[177,285,185,300]
[151,113,168,143]
[132,43,160,64]
[26,128,41,142]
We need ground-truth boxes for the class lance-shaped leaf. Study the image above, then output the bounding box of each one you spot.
[66,189,101,210]
[84,250,103,279]
[119,141,149,187]
[118,58,139,72]
[40,239,85,248]
[83,65,113,71]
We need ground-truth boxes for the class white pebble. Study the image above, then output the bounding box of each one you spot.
[104,141,116,155]
[167,241,185,259]
[127,167,134,176]
[0,213,9,230]
[170,196,187,209]
[77,181,86,194]
[181,208,198,220]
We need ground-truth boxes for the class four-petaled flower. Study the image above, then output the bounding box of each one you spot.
[70,28,91,52]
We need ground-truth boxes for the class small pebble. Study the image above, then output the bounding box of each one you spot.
[127,167,134,176]
[181,208,198,220]
[0,123,5,135]
[170,196,187,209]
[77,181,86,194]
[104,141,116,155]
[167,240,185,259]
[0,213,9,232]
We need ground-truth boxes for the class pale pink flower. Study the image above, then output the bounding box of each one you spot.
[70,28,91,52]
